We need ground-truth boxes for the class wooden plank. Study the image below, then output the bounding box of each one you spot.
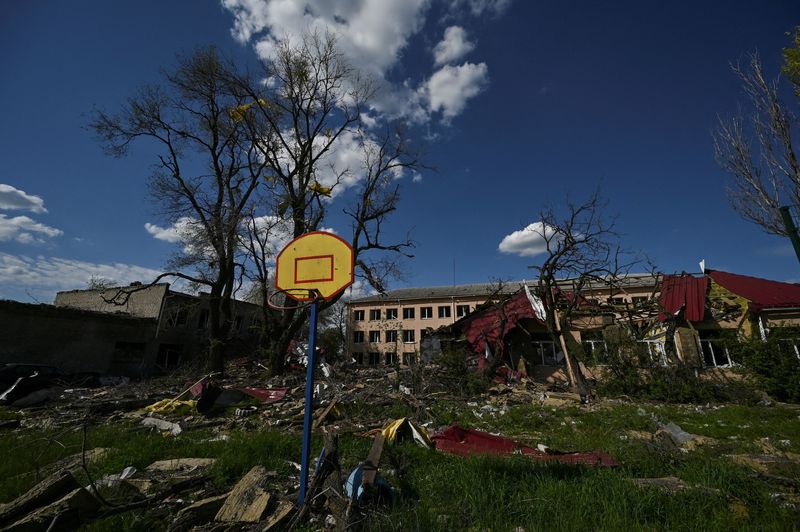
[0,470,80,526]
[5,487,99,532]
[361,434,385,487]
[215,466,272,523]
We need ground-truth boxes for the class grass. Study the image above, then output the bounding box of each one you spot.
[1,400,798,531]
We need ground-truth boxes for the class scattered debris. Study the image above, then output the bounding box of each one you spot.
[141,415,183,436]
[654,421,716,452]
[432,424,619,467]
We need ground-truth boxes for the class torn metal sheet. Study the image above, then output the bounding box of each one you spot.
[432,424,618,467]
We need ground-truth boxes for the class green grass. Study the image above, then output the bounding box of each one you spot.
[1,401,798,531]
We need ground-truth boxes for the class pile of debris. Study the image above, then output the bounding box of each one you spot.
[0,358,625,529]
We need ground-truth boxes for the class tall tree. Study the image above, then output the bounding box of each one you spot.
[231,32,420,374]
[528,192,636,400]
[714,48,800,236]
[91,47,268,372]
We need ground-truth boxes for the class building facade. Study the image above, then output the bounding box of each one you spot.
[347,282,522,365]
[346,271,800,370]
[0,282,263,376]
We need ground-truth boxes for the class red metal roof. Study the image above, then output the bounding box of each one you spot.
[706,269,800,313]
[458,289,541,356]
[659,274,707,322]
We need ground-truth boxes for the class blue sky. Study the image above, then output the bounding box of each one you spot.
[1,0,799,303]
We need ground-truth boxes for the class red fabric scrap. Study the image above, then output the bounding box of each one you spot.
[706,269,800,313]
[659,274,707,322]
[238,387,288,404]
[432,425,618,467]
[460,290,541,357]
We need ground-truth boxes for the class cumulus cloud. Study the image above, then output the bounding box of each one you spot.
[433,26,475,66]
[223,0,429,78]
[0,252,164,302]
[423,62,489,120]
[498,221,561,257]
[0,184,47,213]
[0,214,63,244]
[144,217,196,244]
[221,0,501,124]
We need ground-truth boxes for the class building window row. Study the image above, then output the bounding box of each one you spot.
[354,304,475,322]
[353,329,417,344]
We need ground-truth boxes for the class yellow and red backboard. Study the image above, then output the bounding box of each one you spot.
[275,231,354,301]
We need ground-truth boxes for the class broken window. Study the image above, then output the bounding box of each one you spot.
[385,352,397,365]
[632,296,648,305]
[385,330,398,342]
[402,352,415,365]
[438,305,451,318]
[639,339,668,366]
[166,306,189,328]
[581,330,608,365]
[403,307,415,319]
[353,331,364,343]
[403,329,415,343]
[369,309,381,320]
[386,308,398,319]
[353,352,364,365]
[531,341,559,366]
[155,343,182,371]
[609,297,626,306]
[369,330,381,343]
[778,338,800,360]
[456,304,470,317]
[368,352,381,365]
[420,307,433,319]
[353,310,365,321]
[699,331,733,367]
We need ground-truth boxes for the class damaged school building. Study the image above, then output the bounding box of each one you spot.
[346,269,800,377]
[0,283,260,377]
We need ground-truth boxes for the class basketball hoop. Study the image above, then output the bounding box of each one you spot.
[267,288,321,310]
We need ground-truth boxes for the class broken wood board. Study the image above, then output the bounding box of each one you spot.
[5,487,99,532]
[146,458,216,472]
[0,470,81,526]
[168,493,229,532]
[215,465,272,523]
[262,500,294,531]
[362,433,385,487]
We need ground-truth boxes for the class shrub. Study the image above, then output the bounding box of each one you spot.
[729,330,800,403]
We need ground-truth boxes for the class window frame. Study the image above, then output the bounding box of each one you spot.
[402,329,416,343]
[420,307,433,320]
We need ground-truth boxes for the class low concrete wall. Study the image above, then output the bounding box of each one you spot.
[0,300,158,376]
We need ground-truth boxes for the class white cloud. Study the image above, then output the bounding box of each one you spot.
[223,0,430,78]
[0,252,164,302]
[0,184,47,213]
[144,217,195,244]
[221,0,500,124]
[498,221,560,257]
[0,214,63,244]
[423,62,489,120]
[433,26,474,66]
[451,0,512,17]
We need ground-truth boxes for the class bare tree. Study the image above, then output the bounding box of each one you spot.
[91,47,268,372]
[528,191,637,399]
[714,52,800,236]
[232,33,421,374]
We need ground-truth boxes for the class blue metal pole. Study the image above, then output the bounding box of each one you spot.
[298,300,318,505]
